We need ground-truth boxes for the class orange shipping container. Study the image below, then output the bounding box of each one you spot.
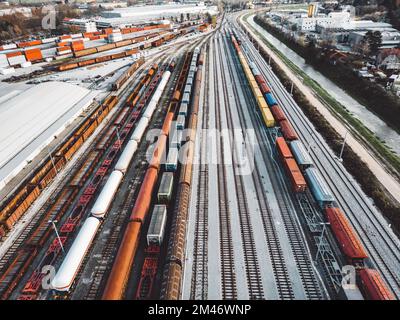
[58,41,69,47]
[71,41,85,52]
[5,51,22,58]
[24,48,42,62]
[17,40,42,48]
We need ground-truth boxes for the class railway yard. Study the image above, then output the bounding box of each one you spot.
[0,11,398,301]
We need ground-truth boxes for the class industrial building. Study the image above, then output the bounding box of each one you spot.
[349,29,400,49]
[63,19,98,33]
[0,82,99,189]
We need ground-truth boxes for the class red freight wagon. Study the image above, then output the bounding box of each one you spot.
[358,269,395,300]
[276,137,292,160]
[325,207,368,262]
[284,158,307,192]
[270,105,287,122]
[280,120,298,141]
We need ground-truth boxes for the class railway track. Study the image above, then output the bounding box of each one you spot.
[223,27,324,300]
[215,34,265,300]
[210,37,238,300]
[189,45,209,300]
[238,26,400,298]
[221,29,295,300]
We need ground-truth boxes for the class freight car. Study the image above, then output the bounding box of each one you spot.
[165,148,179,172]
[176,115,185,130]
[111,57,145,91]
[157,172,174,203]
[234,26,396,301]
[160,49,202,300]
[231,35,275,128]
[304,167,335,208]
[325,207,368,264]
[147,205,167,246]
[358,269,395,300]
[289,140,313,169]
[265,92,278,107]
[179,103,188,116]
[280,120,298,141]
[275,137,307,193]
[73,47,97,58]
[270,105,286,122]
[170,130,183,149]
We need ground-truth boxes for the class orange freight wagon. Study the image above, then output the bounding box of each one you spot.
[325,207,368,262]
[283,158,307,192]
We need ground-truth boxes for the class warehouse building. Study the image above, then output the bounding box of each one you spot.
[0,81,99,190]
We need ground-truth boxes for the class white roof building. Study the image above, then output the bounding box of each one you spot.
[0,81,98,190]
[97,3,218,26]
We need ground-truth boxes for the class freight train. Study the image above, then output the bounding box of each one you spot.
[58,31,180,72]
[160,47,202,300]
[230,32,395,300]
[101,48,201,300]
[51,63,173,294]
[58,48,141,72]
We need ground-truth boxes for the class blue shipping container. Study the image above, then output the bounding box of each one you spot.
[265,92,278,107]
